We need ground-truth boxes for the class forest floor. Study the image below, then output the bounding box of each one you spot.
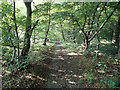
[45,42,90,88]
[2,42,119,88]
[2,42,91,88]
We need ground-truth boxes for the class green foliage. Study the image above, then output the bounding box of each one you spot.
[101,78,119,88]
[83,72,97,85]
[2,1,119,88]
[6,56,33,71]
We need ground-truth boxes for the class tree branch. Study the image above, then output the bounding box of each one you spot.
[81,11,87,36]
[97,2,107,27]
[31,20,39,32]
[91,4,99,25]
[89,2,120,42]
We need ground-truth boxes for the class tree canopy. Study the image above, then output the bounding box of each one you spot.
[1,1,120,88]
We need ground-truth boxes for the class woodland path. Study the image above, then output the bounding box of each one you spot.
[46,43,87,88]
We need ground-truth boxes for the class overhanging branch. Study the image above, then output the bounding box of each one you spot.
[89,2,120,42]
[31,20,39,32]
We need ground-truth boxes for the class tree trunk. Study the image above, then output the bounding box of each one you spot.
[13,1,19,57]
[73,36,76,43]
[43,6,50,45]
[115,16,120,46]
[60,23,65,41]
[118,37,120,87]
[97,34,100,48]
[11,47,16,63]
[72,28,76,43]
[110,29,114,41]
[8,27,16,62]
[43,20,50,45]
[117,16,120,87]
[62,30,65,41]
[21,2,32,57]
[112,29,116,44]
[112,16,120,46]
[85,35,89,49]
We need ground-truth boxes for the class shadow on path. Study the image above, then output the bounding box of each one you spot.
[46,43,86,88]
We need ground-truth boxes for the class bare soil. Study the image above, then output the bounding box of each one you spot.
[45,43,88,88]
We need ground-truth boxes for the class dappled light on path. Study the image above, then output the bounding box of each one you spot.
[46,43,86,88]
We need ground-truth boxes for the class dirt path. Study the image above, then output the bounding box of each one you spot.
[46,43,87,88]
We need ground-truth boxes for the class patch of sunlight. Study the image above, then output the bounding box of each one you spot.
[51,74,56,77]
[62,49,67,52]
[107,75,113,77]
[66,78,70,81]
[1,60,6,64]
[25,75,35,80]
[36,76,47,81]
[65,74,71,77]
[98,53,103,56]
[78,76,83,78]
[58,69,66,72]
[78,53,83,55]
[68,81,76,84]
[4,70,11,74]
[55,50,61,52]
[72,75,83,78]
[73,75,77,77]
[70,71,73,73]
[0,75,2,78]
[58,56,64,60]
[97,70,105,73]
[25,74,47,81]
[67,52,78,55]
[33,51,39,53]
[101,39,111,44]
[52,81,57,84]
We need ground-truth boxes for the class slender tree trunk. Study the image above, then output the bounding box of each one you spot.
[43,18,50,45]
[11,47,16,62]
[72,28,76,43]
[43,6,50,45]
[31,30,35,50]
[60,24,65,41]
[112,29,116,44]
[85,36,89,49]
[118,25,120,86]
[61,30,65,41]
[21,2,32,57]
[111,29,114,41]
[33,31,35,44]
[115,16,120,46]
[97,34,100,48]
[8,27,16,62]
[112,16,120,46]
[73,36,76,43]
[13,1,19,57]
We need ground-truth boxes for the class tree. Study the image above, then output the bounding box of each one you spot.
[70,2,120,49]
[13,1,19,57]
[115,16,120,46]
[21,0,39,58]
[43,2,52,45]
[118,16,120,59]
[21,1,32,57]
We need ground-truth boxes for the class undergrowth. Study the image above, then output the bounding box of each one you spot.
[82,44,119,88]
[2,45,53,88]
